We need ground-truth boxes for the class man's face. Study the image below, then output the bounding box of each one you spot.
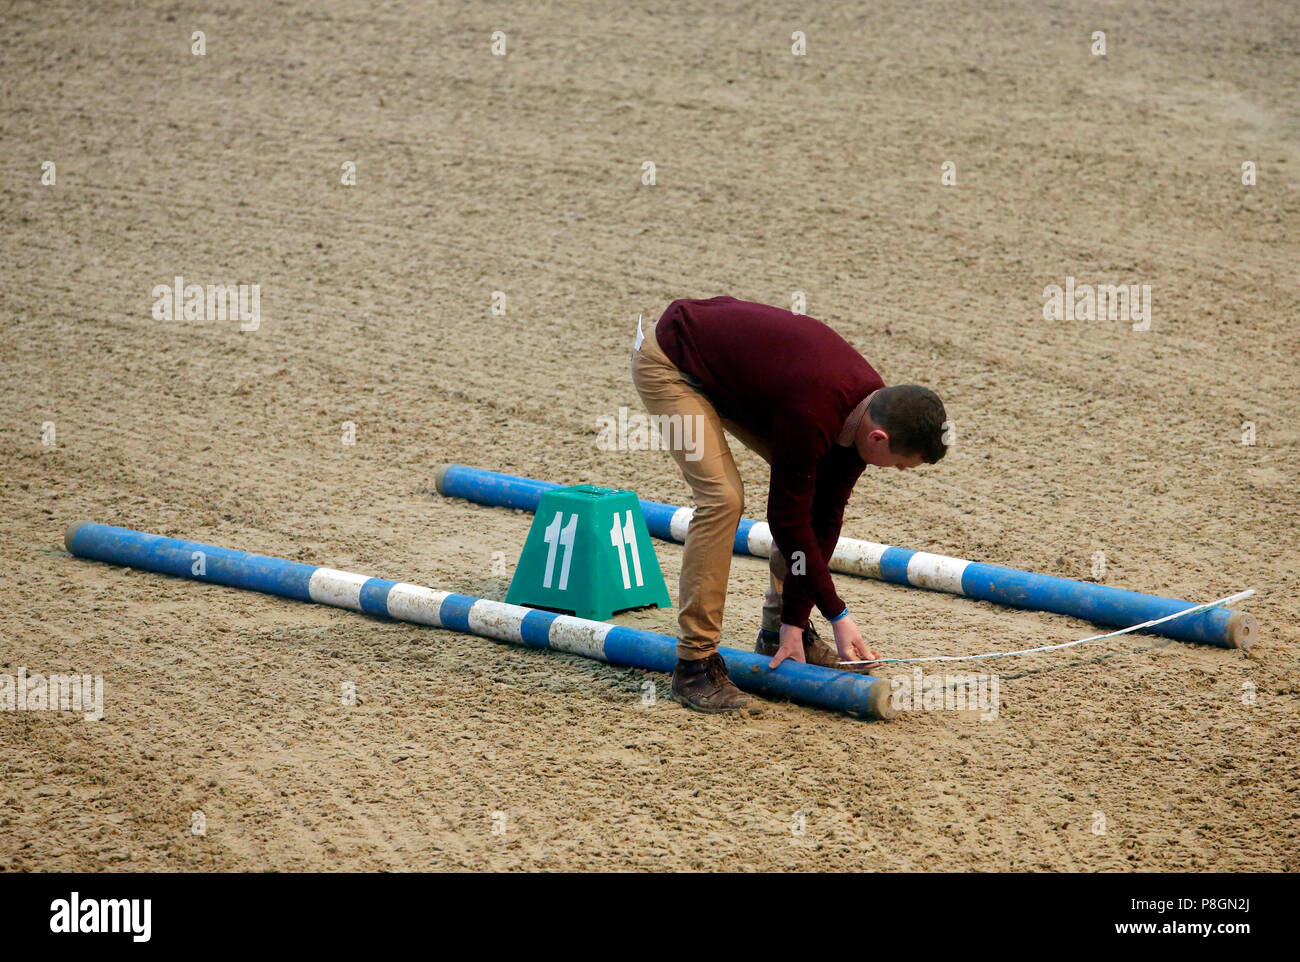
[857,427,924,470]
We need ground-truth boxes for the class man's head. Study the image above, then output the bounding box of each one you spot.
[856,385,948,469]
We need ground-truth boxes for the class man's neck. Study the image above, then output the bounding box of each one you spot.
[837,390,877,447]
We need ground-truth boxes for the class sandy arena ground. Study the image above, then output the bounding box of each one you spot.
[1,0,1297,871]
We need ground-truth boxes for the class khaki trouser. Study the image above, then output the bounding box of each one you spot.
[631,320,789,660]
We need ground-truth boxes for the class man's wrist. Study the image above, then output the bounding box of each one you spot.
[829,606,850,623]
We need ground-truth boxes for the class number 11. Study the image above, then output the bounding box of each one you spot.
[542,511,578,590]
[609,510,644,589]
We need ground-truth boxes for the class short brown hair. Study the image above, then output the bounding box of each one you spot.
[867,385,948,463]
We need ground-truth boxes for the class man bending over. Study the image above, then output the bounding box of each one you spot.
[631,296,947,714]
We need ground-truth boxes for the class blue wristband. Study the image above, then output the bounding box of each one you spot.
[829,607,850,623]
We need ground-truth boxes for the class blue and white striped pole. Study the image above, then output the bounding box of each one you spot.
[63,522,896,719]
[433,464,1255,649]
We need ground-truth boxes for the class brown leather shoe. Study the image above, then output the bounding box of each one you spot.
[671,653,760,714]
[755,628,781,656]
[755,622,873,674]
[800,621,850,670]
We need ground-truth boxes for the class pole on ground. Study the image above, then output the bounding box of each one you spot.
[432,464,1255,649]
[64,521,896,720]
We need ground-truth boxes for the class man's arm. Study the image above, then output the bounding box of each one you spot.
[774,448,865,626]
[767,447,880,670]
[809,446,866,570]
[767,456,846,628]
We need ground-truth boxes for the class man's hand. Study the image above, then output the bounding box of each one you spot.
[832,615,882,668]
[767,623,808,669]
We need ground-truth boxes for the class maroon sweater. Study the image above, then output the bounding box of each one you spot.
[655,296,884,627]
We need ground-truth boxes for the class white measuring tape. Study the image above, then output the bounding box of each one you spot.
[840,589,1256,666]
